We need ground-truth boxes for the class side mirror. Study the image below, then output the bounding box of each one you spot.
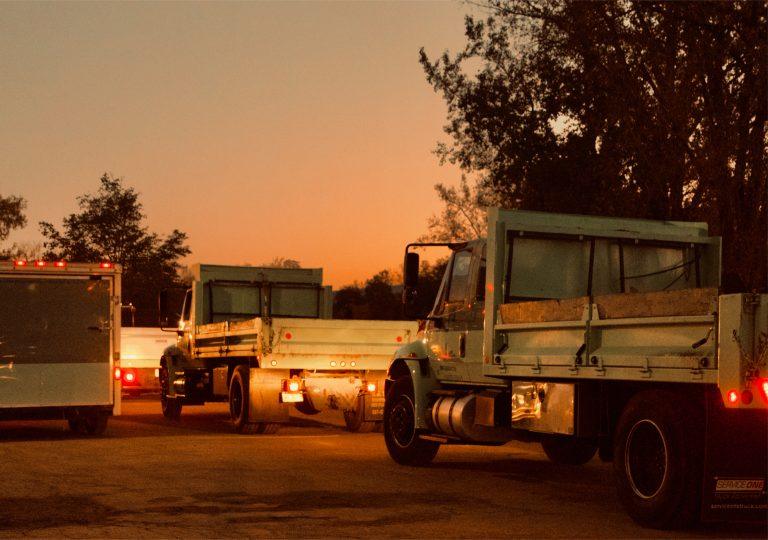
[404,252,419,288]
[402,252,420,318]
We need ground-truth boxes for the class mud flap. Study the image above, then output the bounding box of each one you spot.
[248,368,290,424]
[701,392,768,522]
[364,392,385,422]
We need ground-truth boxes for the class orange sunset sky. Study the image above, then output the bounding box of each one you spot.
[1,1,478,287]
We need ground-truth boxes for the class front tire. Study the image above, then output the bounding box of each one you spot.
[613,390,702,529]
[384,375,439,466]
[159,360,182,420]
[541,435,597,465]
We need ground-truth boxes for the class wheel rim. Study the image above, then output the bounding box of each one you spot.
[389,395,416,448]
[625,419,668,499]
[230,380,243,420]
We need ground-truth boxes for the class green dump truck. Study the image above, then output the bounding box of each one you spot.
[384,208,767,528]
[159,264,416,433]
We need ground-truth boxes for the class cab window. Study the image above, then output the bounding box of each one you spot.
[447,250,472,304]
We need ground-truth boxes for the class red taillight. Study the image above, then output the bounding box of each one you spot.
[123,371,136,383]
[727,390,739,404]
[760,380,768,403]
[54,261,66,268]
[14,260,27,267]
[100,262,113,269]
[282,378,301,392]
[114,367,122,380]
[366,382,377,393]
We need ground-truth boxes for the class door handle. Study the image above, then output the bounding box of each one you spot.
[459,333,466,358]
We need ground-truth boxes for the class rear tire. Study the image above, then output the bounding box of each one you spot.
[294,392,322,415]
[229,366,280,435]
[160,361,182,420]
[384,375,439,466]
[541,436,597,465]
[343,395,376,433]
[613,390,702,529]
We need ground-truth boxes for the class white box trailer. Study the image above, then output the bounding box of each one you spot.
[0,260,121,434]
[119,327,176,395]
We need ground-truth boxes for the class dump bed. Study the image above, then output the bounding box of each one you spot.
[482,208,735,385]
[193,317,417,370]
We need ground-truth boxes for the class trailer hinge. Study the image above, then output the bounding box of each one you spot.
[531,356,541,375]
[570,343,586,375]
[639,356,652,378]
[589,355,606,376]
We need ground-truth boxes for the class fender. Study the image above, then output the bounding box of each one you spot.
[161,344,187,366]
[387,341,441,430]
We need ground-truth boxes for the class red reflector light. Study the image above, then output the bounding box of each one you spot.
[100,262,113,269]
[34,260,46,267]
[114,367,122,380]
[727,390,739,404]
[14,260,27,267]
[54,261,66,268]
[741,390,753,405]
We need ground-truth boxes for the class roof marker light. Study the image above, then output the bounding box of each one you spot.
[14,260,27,267]
[54,261,67,268]
[35,260,47,267]
[100,262,113,269]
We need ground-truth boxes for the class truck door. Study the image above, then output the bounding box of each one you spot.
[428,248,480,382]
[0,276,113,407]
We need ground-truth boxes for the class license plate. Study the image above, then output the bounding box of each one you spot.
[281,392,303,403]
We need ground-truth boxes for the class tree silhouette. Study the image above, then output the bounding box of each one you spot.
[40,173,191,326]
[422,0,766,290]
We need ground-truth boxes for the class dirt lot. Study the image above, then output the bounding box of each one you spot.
[0,399,764,538]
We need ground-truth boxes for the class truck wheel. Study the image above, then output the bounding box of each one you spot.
[229,366,280,435]
[384,375,439,466]
[541,436,597,465]
[614,390,702,529]
[343,395,376,433]
[159,362,182,420]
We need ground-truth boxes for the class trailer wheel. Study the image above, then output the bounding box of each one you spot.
[384,375,439,466]
[343,395,376,433]
[614,390,702,529]
[159,362,182,420]
[68,411,108,436]
[229,366,280,435]
[541,436,597,465]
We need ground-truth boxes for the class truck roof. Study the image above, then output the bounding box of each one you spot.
[191,263,323,285]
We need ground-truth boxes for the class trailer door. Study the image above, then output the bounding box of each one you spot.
[0,277,113,407]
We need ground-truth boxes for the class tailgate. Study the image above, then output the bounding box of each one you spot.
[265,318,418,370]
